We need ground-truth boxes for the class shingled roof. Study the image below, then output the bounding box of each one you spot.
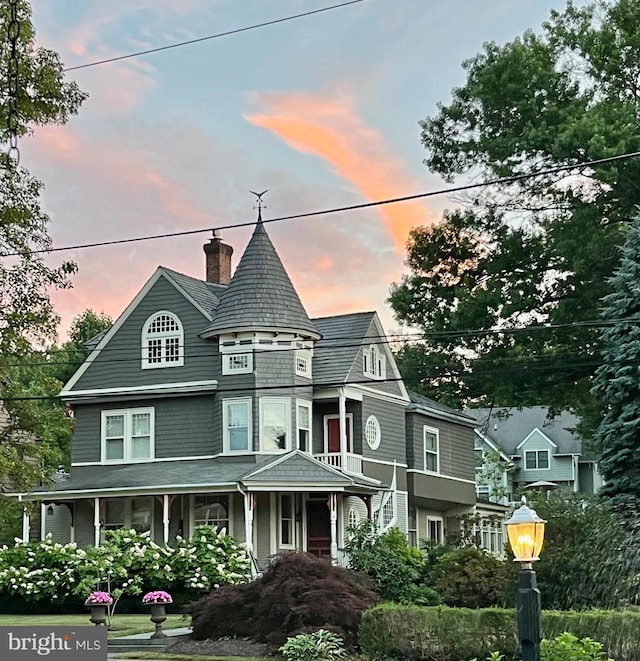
[203,218,320,338]
[312,312,376,384]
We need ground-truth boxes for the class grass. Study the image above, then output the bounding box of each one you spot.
[0,614,190,637]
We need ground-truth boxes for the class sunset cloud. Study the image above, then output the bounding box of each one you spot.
[246,92,437,253]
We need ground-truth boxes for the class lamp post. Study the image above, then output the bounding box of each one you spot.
[505,496,546,661]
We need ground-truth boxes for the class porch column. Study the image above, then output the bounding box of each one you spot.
[40,503,46,540]
[243,491,256,577]
[93,497,101,547]
[338,388,347,471]
[163,494,170,544]
[21,506,30,543]
[329,493,338,564]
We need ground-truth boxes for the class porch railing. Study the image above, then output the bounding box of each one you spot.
[314,452,363,475]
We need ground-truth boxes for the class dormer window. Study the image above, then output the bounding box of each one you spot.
[363,344,385,380]
[142,311,183,369]
[295,349,312,378]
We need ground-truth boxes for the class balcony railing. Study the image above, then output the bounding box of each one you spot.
[315,452,363,475]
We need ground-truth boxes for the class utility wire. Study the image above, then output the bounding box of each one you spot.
[1,354,635,403]
[4,150,640,258]
[63,1,365,72]
[0,315,633,366]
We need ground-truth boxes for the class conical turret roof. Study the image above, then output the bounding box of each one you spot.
[203,218,320,338]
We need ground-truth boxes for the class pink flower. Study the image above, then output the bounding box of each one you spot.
[142,590,173,604]
[85,591,113,605]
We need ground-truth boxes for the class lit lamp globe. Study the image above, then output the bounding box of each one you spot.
[505,496,546,564]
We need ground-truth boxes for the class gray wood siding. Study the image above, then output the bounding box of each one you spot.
[71,275,217,392]
[255,493,271,569]
[75,500,95,547]
[360,396,406,464]
[406,411,475,482]
[347,318,405,398]
[71,395,217,463]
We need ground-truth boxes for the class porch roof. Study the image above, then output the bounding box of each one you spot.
[21,452,381,500]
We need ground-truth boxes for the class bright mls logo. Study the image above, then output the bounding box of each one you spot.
[0,627,107,660]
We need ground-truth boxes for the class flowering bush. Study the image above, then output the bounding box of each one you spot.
[142,590,173,604]
[0,526,250,610]
[85,590,112,605]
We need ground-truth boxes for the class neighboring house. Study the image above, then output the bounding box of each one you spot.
[13,215,479,568]
[467,407,603,498]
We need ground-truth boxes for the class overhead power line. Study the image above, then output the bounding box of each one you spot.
[4,150,640,258]
[63,1,365,72]
[0,314,634,367]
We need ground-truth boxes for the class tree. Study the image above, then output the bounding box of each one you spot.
[389,0,640,420]
[50,310,112,385]
[0,0,87,498]
[591,216,640,504]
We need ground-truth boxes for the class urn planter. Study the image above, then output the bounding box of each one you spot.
[148,603,168,638]
[86,603,109,626]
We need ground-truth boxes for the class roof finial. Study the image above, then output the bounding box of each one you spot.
[250,189,268,223]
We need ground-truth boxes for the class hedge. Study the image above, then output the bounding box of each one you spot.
[359,604,640,661]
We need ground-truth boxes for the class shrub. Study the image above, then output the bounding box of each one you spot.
[188,552,379,648]
[541,632,614,661]
[359,604,640,661]
[344,521,429,603]
[431,546,507,608]
[0,525,250,613]
[280,629,346,661]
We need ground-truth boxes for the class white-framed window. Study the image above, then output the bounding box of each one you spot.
[525,449,550,470]
[222,352,253,375]
[423,426,439,473]
[141,311,183,369]
[382,497,395,529]
[365,415,381,450]
[193,494,230,533]
[474,518,505,557]
[279,494,294,548]
[295,350,312,378]
[363,344,386,379]
[260,397,291,451]
[347,506,360,529]
[427,516,444,544]
[223,398,252,453]
[101,408,154,462]
[296,400,312,452]
[101,497,153,536]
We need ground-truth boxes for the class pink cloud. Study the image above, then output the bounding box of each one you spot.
[246,92,438,253]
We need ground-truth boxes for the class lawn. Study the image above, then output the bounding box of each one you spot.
[118,655,271,661]
[0,613,190,637]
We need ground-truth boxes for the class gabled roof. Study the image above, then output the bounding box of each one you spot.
[202,219,320,338]
[241,450,353,486]
[465,406,582,456]
[408,391,477,426]
[61,267,218,395]
[161,267,225,318]
[313,312,376,384]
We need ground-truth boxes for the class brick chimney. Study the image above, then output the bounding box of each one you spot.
[203,231,233,285]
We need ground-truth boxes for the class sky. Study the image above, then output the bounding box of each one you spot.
[23,0,581,338]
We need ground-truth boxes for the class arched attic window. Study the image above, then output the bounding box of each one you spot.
[141,311,184,369]
[363,344,385,380]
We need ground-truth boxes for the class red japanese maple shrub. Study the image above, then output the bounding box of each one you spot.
[187,552,379,648]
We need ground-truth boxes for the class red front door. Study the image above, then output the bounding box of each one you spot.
[327,418,351,453]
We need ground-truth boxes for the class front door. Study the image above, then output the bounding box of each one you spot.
[327,418,351,454]
[306,499,331,559]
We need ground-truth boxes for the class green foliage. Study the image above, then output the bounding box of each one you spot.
[280,629,346,661]
[0,0,87,491]
[343,521,431,604]
[389,0,640,419]
[591,215,640,503]
[541,632,614,661]
[359,605,640,661]
[430,546,507,608]
[521,492,630,610]
[49,310,112,386]
[0,526,250,613]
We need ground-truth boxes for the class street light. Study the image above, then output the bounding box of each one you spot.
[505,496,546,661]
